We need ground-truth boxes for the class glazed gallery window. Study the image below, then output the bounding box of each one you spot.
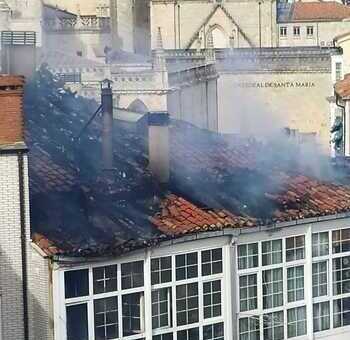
[287,266,304,303]
[312,232,329,257]
[176,283,199,326]
[333,296,350,328]
[176,252,198,280]
[333,256,350,295]
[203,280,222,319]
[151,256,172,285]
[202,248,223,276]
[152,288,171,329]
[333,228,350,253]
[177,327,199,340]
[238,243,258,269]
[313,302,330,333]
[239,317,259,340]
[203,322,224,340]
[262,240,282,266]
[287,306,307,338]
[263,311,284,340]
[66,303,89,340]
[121,261,144,289]
[286,235,305,262]
[122,293,143,336]
[94,297,118,340]
[65,269,89,298]
[312,261,328,298]
[153,334,173,340]
[262,268,283,309]
[93,265,118,294]
[239,274,257,312]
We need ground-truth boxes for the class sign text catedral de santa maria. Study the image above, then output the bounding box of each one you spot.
[234,81,316,88]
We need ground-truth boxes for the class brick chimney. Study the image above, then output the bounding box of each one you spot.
[0,75,25,147]
[148,112,170,184]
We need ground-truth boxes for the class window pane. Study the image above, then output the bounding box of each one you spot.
[240,274,257,312]
[333,228,350,254]
[203,280,222,318]
[263,269,283,309]
[94,297,118,340]
[65,269,89,299]
[93,265,117,294]
[176,283,198,326]
[152,288,171,329]
[176,253,198,280]
[312,261,327,298]
[66,303,88,340]
[287,306,307,338]
[202,248,223,276]
[151,257,172,285]
[263,311,284,340]
[238,243,258,269]
[122,293,142,336]
[286,236,305,262]
[334,297,350,328]
[239,317,259,340]
[177,327,199,340]
[204,322,224,340]
[333,256,350,295]
[287,266,304,303]
[121,261,144,289]
[262,240,282,266]
[313,302,330,333]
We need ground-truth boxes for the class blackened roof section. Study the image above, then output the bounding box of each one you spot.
[26,66,350,257]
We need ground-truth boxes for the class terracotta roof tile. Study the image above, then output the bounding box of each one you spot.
[335,74,350,98]
[291,1,350,21]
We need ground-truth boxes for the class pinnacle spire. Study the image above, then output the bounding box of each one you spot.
[207,30,214,49]
[156,27,164,50]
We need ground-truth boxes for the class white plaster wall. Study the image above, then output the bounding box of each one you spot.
[278,21,350,48]
[28,248,53,340]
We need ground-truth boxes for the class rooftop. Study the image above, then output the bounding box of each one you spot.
[335,73,350,99]
[25,67,350,258]
[280,1,350,22]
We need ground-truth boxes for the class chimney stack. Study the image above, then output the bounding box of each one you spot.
[100,79,114,170]
[0,75,25,147]
[148,112,170,184]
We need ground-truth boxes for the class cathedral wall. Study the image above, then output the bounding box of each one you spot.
[151,1,278,50]
[217,71,333,150]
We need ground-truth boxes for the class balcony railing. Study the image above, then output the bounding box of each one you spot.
[43,16,110,33]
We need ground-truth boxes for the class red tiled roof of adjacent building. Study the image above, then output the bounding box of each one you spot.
[291,1,350,22]
[335,73,350,98]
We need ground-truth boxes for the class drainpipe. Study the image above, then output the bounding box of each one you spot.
[177,4,181,49]
[174,2,177,49]
[336,92,346,156]
[18,151,29,340]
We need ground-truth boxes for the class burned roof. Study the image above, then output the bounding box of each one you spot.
[26,66,350,257]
